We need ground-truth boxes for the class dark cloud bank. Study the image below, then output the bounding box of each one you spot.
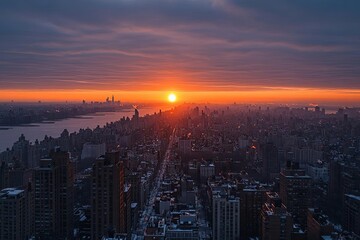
[0,0,359,90]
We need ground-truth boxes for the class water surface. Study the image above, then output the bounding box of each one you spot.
[0,107,161,151]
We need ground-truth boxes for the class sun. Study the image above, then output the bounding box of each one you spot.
[168,93,177,102]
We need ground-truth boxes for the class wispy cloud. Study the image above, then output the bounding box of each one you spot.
[0,0,359,92]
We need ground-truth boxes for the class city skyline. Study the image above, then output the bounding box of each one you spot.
[1,0,360,104]
[1,104,359,240]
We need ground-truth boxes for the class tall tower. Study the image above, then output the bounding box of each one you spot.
[33,148,74,239]
[240,186,268,239]
[261,142,279,182]
[212,192,240,240]
[280,161,311,228]
[0,188,28,240]
[91,151,125,240]
[133,108,139,120]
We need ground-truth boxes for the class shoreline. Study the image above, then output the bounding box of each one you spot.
[0,106,164,152]
[0,108,134,128]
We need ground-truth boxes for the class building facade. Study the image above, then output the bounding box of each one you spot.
[0,188,28,240]
[33,148,74,239]
[212,193,240,240]
[91,151,125,240]
[261,192,293,240]
[280,161,311,228]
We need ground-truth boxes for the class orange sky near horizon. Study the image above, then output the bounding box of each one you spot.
[1,88,360,105]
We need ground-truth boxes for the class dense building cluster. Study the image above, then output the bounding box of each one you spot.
[0,104,359,240]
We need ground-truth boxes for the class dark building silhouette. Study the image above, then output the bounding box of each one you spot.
[0,162,8,190]
[261,142,279,182]
[127,172,141,206]
[33,148,74,239]
[328,160,343,218]
[0,160,32,190]
[280,161,311,228]
[343,194,360,237]
[328,160,360,221]
[133,108,139,120]
[124,184,132,239]
[0,188,28,240]
[91,151,125,240]
[240,187,267,239]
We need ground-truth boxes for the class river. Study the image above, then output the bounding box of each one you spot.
[0,107,162,152]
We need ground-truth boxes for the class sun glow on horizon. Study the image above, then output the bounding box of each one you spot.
[168,93,177,103]
[0,88,360,105]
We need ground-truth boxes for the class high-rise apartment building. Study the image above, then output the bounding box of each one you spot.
[91,151,125,240]
[261,192,293,240]
[33,148,74,239]
[240,186,268,239]
[0,188,28,240]
[280,161,311,228]
[212,192,240,240]
[261,142,279,182]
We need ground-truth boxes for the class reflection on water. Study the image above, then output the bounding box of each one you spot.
[0,107,161,151]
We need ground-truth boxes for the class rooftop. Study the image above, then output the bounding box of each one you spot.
[0,188,24,198]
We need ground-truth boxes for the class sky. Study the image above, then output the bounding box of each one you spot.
[0,0,360,104]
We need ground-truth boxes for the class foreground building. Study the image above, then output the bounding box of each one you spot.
[261,192,293,240]
[0,188,28,240]
[91,151,125,240]
[33,148,74,239]
[343,194,360,237]
[307,208,334,240]
[280,161,311,228]
[212,192,240,240]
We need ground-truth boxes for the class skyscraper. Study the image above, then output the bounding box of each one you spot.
[0,188,28,240]
[240,186,268,239]
[212,192,240,240]
[280,161,311,228]
[91,151,125,240]
[261,142,279,182]
[33,148,74,239]
[328,160,343,218]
